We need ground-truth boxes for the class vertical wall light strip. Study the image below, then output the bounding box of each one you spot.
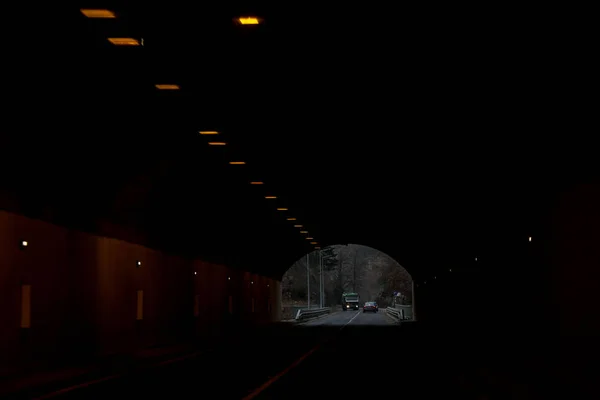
[136,290,144,320]
[20,285,31,328]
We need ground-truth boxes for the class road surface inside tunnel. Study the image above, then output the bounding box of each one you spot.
[17,310,549,400]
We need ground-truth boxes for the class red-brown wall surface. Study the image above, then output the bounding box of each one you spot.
[0,210,281,375]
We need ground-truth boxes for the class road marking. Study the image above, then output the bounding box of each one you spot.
[31,351,205,399]
[244,310,361,398]
[32,374,123,399]
[341,310,361,329]
[241,345,320,400]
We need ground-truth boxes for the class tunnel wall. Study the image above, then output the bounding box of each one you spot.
[414,183,600,338]
[0,210,281,375]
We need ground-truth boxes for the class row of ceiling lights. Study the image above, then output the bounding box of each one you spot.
[80,8,321,252]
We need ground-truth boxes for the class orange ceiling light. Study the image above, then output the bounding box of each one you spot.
[310,242,317,245]
[306,237,313,240]
[81,9,116,18]
[155,84,180,90]
[108,38,139,46]
[265,196,277,199]
[250,181,263,185]
[294,225,302,228]
[229,161,245,165]
[300,230,308,234]
[199,131,219,135]
[237,16,260,25]
[276,208,288,211]
[208,142,226,145]
[286,218,296,221]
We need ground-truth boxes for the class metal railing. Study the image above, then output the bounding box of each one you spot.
[295,307,331,321]
[385,305,412,323]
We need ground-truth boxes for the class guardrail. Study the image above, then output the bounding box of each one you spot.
[295,307,331,321]
[385,306,412,323]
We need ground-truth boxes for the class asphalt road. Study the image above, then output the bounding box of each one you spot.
[9,310,560,399]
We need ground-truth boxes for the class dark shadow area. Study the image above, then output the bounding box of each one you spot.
[4,317,592,399]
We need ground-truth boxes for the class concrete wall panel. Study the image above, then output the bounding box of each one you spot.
[0,210,282,374]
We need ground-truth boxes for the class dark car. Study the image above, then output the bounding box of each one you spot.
[363,302,378,313]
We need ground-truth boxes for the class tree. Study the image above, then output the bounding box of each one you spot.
[282,244,413,308]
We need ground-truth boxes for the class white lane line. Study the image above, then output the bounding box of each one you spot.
[341,310,361,329]
[241,345,320,400]
[243,310,362,398]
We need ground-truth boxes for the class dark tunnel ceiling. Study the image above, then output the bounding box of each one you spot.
[2,3,596,280]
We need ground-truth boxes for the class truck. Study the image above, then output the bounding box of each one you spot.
[341,292,360,310]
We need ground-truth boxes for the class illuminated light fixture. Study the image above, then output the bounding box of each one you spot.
[155,84,179,90]
[20,240,28,248]
[227,276,231,280]
[286,217,296,221]
[237,16,260,25]
[306,237,313,240]
[199,131,219,135]
[315,246,321,249]
[265,196,277,199]
[108,37,140,46]
[208,142,226,145]
[80,9,116,18]
[294,225,302,228]
[300,231,308,234]
[528,236,532,242]
[310,242,317,245]
[194,271,197,275]
[229,161,245,165]
[136,261,142,267]
[276,208,288,211]
[250,181,263,185]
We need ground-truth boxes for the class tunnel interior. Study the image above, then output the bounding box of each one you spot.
[0,3,598,398]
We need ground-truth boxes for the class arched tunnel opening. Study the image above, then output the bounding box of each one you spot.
[281,244,414,323]
[1,3,598,399]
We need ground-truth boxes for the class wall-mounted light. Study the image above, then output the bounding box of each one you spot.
[528,236,532,242]
[227,276,231,280]
[194,271,197,275]
[251,281,254,284]
[136,261,142,267]
[19,240,28,249]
